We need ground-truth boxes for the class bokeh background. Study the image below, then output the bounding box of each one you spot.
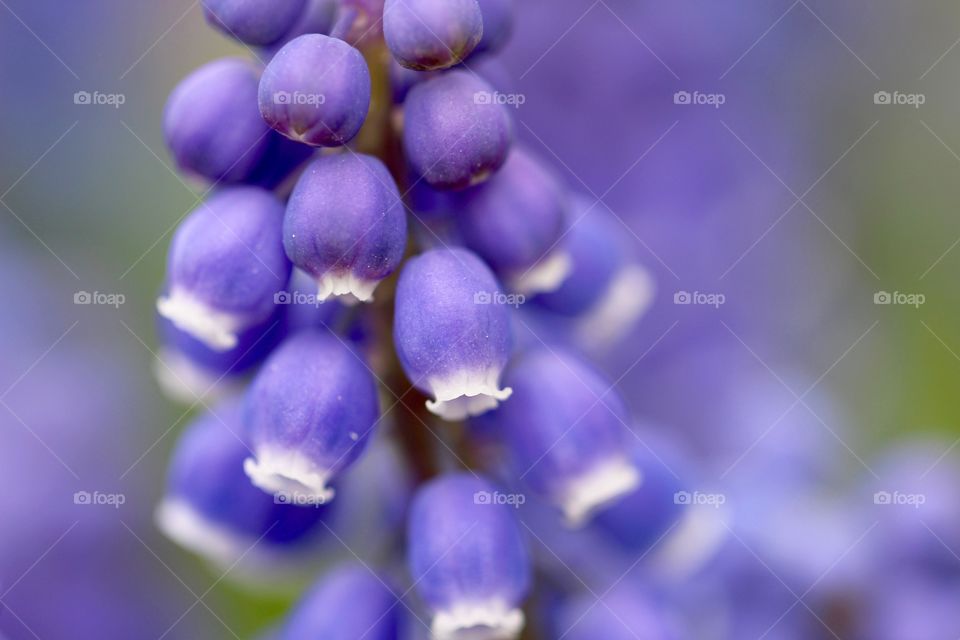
[2,1,960,638]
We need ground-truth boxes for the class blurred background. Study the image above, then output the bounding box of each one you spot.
[2,1,959,638]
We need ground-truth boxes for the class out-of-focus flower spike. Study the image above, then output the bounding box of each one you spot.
[283,153,407,304]
[492,347,640,526]
[558,582,681,640]
[393,248,513,420]
[408,473,530,640]
[157,187,291,351]
[472,0,514,56]
[243,329,380,504]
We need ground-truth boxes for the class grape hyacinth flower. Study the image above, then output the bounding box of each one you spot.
[279,564,400,640]
[472,0,514,56]
[243,329,380,503]
[202,0,306,45]
[156,398,327,569]
[403,70,512,189]
[408,473,530,640]
[284,153,406,303]
[154,312,283,404]
[394,248,512,420]
[591,442,687,554]
[492,348,640,526]
[164,57,271,184]
[384,0,483,71]
[264,0,339,55]
[533,199,655,349]
[259,34,371,147]
[157,187,291,351]
[454,147,571,294]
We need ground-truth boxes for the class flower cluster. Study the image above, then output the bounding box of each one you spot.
[153,1,657,637]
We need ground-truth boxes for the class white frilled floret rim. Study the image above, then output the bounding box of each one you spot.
[316,271,381,305]
[244,446,336,505]
[425,367,513,421]
[157,288,245,351]
[508,249,573,296]
[559,456,642,527]
[431,600,526,640]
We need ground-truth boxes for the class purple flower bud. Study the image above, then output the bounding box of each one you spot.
[157,187,291,351]
[408,473,530,639]
[163,58,271,184]
[263,0,339,56]
[284,153,407,303]
[533,198,655,349]
[384,0,483,71]
[493,348,640,526]
[591,442,688,553]
[403,70,512,190]
[202,0,307,45]
[246,131,316,190]
[243,329,380,503]
[473,0,514,56]
[280,267,346,332]
[532,203,624,316]
[259,34,371,147]
[454,147,570,294]
[280,564,400,640]
[394,248,513,420]
[154,311,283,403]
[156,398,327,569]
